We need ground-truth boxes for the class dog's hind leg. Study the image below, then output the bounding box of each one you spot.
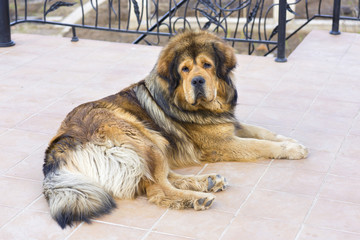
[145,181,216,211]
[145,151,216,211]
[168,171,228,193]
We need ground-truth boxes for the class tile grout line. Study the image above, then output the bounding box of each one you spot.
[305,223,360,236]
[293,106,360,240]
[196,163,209,175]
[2,143,47,177]
[91,220,148,231]
[218,159,274,240]
[63,222,84,240]
[0,194,43,231]
[151,230,196,239]
[1,175,42,183]
[140,209,170,240]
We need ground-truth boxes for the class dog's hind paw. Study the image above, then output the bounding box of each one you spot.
[207,174,228,193]
[193,195,215,210]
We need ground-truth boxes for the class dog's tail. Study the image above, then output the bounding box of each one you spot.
[43,169,116,229]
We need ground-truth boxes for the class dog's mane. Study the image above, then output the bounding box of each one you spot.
[135,76,200,167]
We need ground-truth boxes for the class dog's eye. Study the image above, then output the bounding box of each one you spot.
[182,66,189,72]
[203,63,212,69]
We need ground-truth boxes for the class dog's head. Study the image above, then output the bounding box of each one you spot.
[156,30,237,112]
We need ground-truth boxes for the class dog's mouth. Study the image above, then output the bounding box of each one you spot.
[192,91,206,106]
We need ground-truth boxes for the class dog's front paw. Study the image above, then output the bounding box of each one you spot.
[280,142,308,160]
[207,174,228,193]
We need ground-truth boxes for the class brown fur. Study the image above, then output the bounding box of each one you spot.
[42,30,308,229]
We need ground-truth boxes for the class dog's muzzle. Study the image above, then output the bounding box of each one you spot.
[191,76,206,104]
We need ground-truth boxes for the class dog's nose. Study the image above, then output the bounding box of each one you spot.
[191,76,205,87]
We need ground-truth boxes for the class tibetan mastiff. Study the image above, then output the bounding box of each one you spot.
[43,30,308,229]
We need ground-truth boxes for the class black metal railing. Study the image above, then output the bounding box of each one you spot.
[1,0,360,62]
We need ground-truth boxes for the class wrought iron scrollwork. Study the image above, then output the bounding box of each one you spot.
[7,0,360,56]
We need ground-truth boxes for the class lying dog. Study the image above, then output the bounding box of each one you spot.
[43,30,308,229]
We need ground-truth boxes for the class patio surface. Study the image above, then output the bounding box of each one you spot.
[0,30,359,240]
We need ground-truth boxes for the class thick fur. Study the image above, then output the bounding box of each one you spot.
[43,30,308,229]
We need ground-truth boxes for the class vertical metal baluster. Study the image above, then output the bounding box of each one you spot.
[275,0,287,62]
[0,0,15,47]
[330,0,341,35]
[71,26,79,42]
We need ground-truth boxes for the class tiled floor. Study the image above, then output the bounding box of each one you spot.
[0,30,359,239]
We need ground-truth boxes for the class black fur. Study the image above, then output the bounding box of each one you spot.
[43,135,77,176]
[54,193,117,229]
[212,43,235,85]
[167,52,181,94]
[212,43,238,107]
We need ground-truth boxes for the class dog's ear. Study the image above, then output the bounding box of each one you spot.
[212,41,236,84]
[157,48,180,93]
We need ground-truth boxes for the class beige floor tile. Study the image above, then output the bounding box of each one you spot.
[234,104,257,121]
[40,98,83,117]
[0,148,28,174]
[235,76,278,93]
[318,83,360,103]
[201,162,268,187]
[221,215,300,240]
[247,107,304,128]
[0,108,34,128]
[350,118,360,136]
[272,150,335,173]
[0,129,49,155]
[96,197,167,229]
[297,113,353,135]
[308,99,360,119]
[319,175,360,204]
[153,209,233,240]
[258,166,325,196]
[260,93,313,112]
[145,232,195,240]
[271,80,322,99]
[236,90,268,106]
[210,186,252,213]
[330,155,360,178]
[0,210,73,240]
[4,146,46,181]
[339,135,360,158]
[68,222,146,240]
[15,113,64,135]
[0,127,7,135]
[291,130,344,153]
[239,189,314,224]
[0,177,42,208]
[0,206,21,228]
[298,225,360,240]
[306,199,360,233]
[0,88,58,112]
[28,195,49,213]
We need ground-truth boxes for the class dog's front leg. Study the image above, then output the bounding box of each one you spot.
[235,123,299,143]
[203,137,308,162]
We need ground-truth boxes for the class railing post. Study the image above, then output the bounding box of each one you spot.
[330,0,341,35]
[0,0,15,47]
[275,0,287,62]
